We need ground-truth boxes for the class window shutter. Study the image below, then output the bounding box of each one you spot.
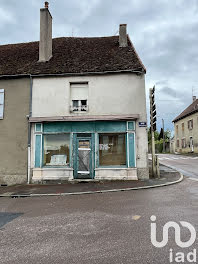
[191,119,193,129]
[0,89,4,119]
[70,83,88,100]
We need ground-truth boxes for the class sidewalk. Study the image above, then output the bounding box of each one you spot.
[0,165,183,197]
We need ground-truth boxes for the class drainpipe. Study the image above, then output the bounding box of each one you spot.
[27,75,33,184]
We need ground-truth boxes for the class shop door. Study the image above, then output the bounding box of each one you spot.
[74,136,93,179]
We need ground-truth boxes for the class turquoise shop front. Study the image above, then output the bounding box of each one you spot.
[34,121,136,180]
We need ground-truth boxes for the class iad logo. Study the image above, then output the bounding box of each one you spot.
[150,215,197,263]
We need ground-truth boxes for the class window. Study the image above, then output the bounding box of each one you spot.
[99,133,126,166]
[188,119,193,130]
[177,139,179,148]
[43,134,70,166]
[181,138,186,148]
[0,89,5,119]
[182,123,184,131]
[70,83,88,112]
[176,125,178,135]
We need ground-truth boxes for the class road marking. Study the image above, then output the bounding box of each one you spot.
[132,215,141,221]
[188,178,198,182]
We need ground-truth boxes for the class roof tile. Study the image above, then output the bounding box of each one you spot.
[0,36,145,76]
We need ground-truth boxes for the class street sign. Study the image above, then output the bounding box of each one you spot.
[139,122,147,127]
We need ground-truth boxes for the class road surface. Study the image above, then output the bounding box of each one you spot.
[150,153,198,179]
[0,177,197,264]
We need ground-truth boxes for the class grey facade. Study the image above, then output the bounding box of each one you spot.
[0,78,30,185]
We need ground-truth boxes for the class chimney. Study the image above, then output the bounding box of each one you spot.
[39,2,52,62]
[119,24,128,47]
[193,96,196,102]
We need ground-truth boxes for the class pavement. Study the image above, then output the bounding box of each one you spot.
[0,164,182,197]
[0,175,197,264]
[152,153,198,179]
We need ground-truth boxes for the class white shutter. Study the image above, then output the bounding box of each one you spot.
[0,89,4,119]
[70,83,88,100]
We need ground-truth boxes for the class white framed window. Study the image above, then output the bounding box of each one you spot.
[70,83,88,112]
[0,89,5,119]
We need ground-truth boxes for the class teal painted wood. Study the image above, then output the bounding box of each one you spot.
[91,133,95,178]
[43,122,72,133]
[35,123,42,132]
[72,122,95,132]
[128,132,135,167]
[69,133,73,167]
[127,121,135,131]
[95,121,126,132]
[43,121,127,133]
[73,133,77,177]
[35,134,42,167]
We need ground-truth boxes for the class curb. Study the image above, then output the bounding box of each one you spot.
[0,172,184,198]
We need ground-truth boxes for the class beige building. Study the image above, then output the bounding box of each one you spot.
[173,96,198,153]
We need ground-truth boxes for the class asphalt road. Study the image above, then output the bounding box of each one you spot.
[153,153,198,179]
[0,178,197,264]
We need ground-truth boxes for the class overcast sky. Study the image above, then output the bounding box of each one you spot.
[1,0,198,132]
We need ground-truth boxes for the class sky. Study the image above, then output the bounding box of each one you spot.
[0,0,198,132]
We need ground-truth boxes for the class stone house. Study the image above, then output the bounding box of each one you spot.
[0,3,149,185]
[173,96,198,153]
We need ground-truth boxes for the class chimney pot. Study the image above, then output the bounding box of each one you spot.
[119,24,127,47]
[45,1,49,8]
[193,96,196,102]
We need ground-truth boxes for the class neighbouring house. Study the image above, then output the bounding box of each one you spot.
[170,137,175,154]
[173,96,198,153]
[0,78,30,186]
[0,2,149,185]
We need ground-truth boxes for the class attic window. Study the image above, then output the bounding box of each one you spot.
[70,83,88,112]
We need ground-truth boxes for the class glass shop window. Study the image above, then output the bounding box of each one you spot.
[43,134,70,166]
[99,133,126,166]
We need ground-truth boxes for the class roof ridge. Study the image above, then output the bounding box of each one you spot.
[0,36,119,47]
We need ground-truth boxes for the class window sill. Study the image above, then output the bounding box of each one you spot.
[95,167,132,170]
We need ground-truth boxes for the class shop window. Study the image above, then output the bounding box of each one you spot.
[43,134,70,166]
[99,133,126,166]
[0,89,5,119]
[70,83,88,112]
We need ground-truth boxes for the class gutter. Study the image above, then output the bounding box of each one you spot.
[0,69,145,80]
[30,69,145,78]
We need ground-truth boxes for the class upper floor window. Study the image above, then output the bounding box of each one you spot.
[0,89,5,119]
[70,83,88,112]
[176,125,178,135]
[188,119,193,130]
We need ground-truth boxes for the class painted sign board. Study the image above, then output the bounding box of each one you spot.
[139,122,147,127]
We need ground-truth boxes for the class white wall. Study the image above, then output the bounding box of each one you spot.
[32,73,148,172]
[32,74,146,118]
